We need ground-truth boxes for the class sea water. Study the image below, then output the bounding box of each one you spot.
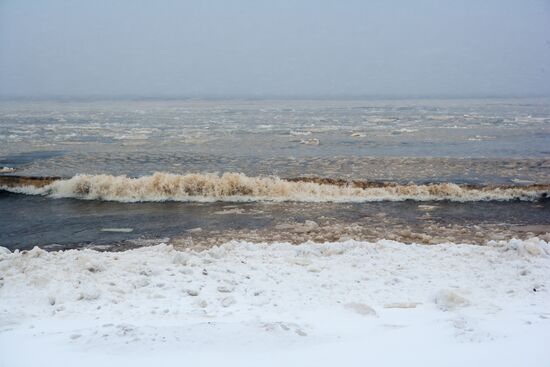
[1,98,549,249]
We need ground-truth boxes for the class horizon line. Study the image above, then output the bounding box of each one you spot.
[1,93,550,102]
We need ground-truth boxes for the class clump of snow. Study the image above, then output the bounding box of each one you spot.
[489,237,550,257]
[77,286,101,301]
[344,302,377,316]
[186,289,199,296]
[0,238,549,367]
[433,290,469,311]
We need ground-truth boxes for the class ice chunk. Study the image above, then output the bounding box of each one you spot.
[100,228,133,233]
[0,167,15,173]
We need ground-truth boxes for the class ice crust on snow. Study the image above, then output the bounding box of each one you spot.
[0,238,549,367]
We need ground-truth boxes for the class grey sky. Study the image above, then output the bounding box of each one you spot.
[1,0,549,98]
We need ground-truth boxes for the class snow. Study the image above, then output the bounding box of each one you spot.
[1,238,549,367]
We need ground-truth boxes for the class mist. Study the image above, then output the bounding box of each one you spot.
[1,0,549,98]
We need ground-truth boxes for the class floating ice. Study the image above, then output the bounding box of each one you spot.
[0,166,15,173]
[101,228,134,233]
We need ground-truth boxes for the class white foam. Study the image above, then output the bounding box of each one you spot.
[2,172,547,203]
[0,166,15,173]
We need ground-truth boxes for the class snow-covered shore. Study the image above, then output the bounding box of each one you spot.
[1,238,549,367]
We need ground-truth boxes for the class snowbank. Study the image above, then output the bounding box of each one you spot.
[1,238,549,367]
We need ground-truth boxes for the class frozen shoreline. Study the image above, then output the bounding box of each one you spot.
[1,238,549,366]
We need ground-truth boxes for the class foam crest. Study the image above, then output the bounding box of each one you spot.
[2,172,548,202]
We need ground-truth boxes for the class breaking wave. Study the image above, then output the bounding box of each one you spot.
[1,172,549,203]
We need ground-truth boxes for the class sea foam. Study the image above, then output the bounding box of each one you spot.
[2,172,548,203]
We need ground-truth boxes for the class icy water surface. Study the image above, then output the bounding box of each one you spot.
[1,98,549,249]
[2,98,550,177]
[1,191,549,251]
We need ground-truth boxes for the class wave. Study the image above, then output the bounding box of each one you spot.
[1,172,549,203]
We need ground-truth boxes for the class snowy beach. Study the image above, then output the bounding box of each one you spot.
[2,0,550,365]
[1,238,549,367]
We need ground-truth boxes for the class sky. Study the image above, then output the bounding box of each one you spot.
[1,0,549,98]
